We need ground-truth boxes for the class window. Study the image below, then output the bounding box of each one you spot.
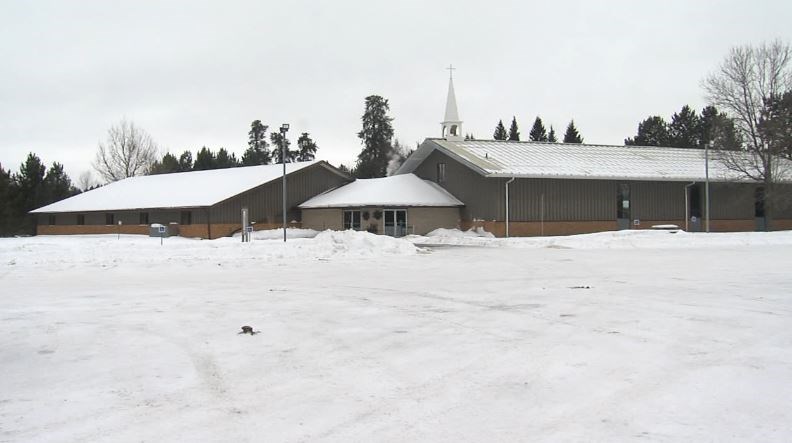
[139,212,149,225]
[77,214,85,225]
[180,211,192,225]
[755,187,765,218]
[343,210,361,230]
[616,184,630,219]
[437,163,446,183]
[105,213,115,225]
[384,209,408,237]
[48,215,56,225]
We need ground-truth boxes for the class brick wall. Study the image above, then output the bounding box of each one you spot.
[460,219,792,237]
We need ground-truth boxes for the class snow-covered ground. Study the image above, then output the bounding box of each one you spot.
[1,230,792,442]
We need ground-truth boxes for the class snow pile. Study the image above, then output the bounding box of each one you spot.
[231,228,320,240]
[426,227,495,238]
[0,230,418,269]
[409,228,792,249]
[308,230,419,257]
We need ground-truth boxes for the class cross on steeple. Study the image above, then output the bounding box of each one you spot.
[447,64,455,80]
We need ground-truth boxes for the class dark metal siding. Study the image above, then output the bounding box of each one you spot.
[209,164,350,224]
[412,148,762,222]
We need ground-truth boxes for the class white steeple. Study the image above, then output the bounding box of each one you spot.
[442,65,463,141]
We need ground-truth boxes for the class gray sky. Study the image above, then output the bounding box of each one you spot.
[2,0,791,183]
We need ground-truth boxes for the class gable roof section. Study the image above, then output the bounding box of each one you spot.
[33,161,345,213]
[397,138,791,183]
[299,174,463,209]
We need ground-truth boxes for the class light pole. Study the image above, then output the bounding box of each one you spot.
[280,123,289,242]
[705,141,711,233]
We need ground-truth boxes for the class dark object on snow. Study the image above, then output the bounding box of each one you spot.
[239,325,259,335]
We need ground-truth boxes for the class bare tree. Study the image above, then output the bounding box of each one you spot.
[93,120,158,182]
[77,170,99,191]
[703,40,792,229]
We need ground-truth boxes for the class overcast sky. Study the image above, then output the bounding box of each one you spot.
[2,0,791,183]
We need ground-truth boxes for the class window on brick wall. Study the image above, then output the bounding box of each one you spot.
[77,214,85,225]
[48,215,56,225]
[139,212,149,225]
[105,213,115,225]
[180,211,192,225]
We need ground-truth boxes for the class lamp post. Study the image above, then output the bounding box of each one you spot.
[705,141,711,233]
[280,123,290,242]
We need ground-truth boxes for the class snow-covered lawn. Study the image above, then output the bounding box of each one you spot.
[1,230,791,442]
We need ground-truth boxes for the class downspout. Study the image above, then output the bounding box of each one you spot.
[505,177,516,237]
[684,182,696,232]
[206,208,212,239]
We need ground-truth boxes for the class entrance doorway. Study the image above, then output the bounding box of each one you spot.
[688,184,702,232]
[616,184,631,230]
[383,209,407,237]
[755,187,767,231]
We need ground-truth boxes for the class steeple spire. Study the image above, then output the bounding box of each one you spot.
[442,65,463,141]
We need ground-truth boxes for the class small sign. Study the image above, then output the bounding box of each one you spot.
[118,220,123,225]
[158,226,166,233]
[633,219,640,226]
[245,226,253,233]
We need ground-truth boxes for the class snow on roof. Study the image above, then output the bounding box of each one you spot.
[33,161,328,213]
[398,139,791,182]
[299,174,463,209]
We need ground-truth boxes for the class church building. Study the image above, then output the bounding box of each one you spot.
[395,71,792,235]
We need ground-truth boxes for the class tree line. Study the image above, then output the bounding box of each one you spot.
[0,154,80,235]
[101,119,320,178]
[488,117,584,144]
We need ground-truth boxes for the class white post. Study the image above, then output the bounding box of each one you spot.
[280,123,290,242]
[705,142,711,233]
[684,182,696,232]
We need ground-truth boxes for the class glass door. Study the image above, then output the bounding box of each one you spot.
[383,209,407,237]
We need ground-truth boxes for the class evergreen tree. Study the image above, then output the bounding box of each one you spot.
[270,132,296,163]
[548,126,558,143]
[1,154,78,235]
[529,117,548,142]
[625,116,670,146]
[354,95,395,178]
[296,132,319,162]
[700,106,742,151]
[149,152,181,175]
[759,91,792,158]
[193,147,216,170]
[563,120,583,143]
[242,120,271,166]
[493,120,508,140]
[668,105,701,149]
[508,117,520,141]
[215,148,239,168]
[0,163,12,235]
[178,150,193,171]
[44,162,78,203]
[14,153,47,216]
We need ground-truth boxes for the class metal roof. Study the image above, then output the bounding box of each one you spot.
[32,161,344,213]
[397,139,791,182]
[299,174,463,209]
